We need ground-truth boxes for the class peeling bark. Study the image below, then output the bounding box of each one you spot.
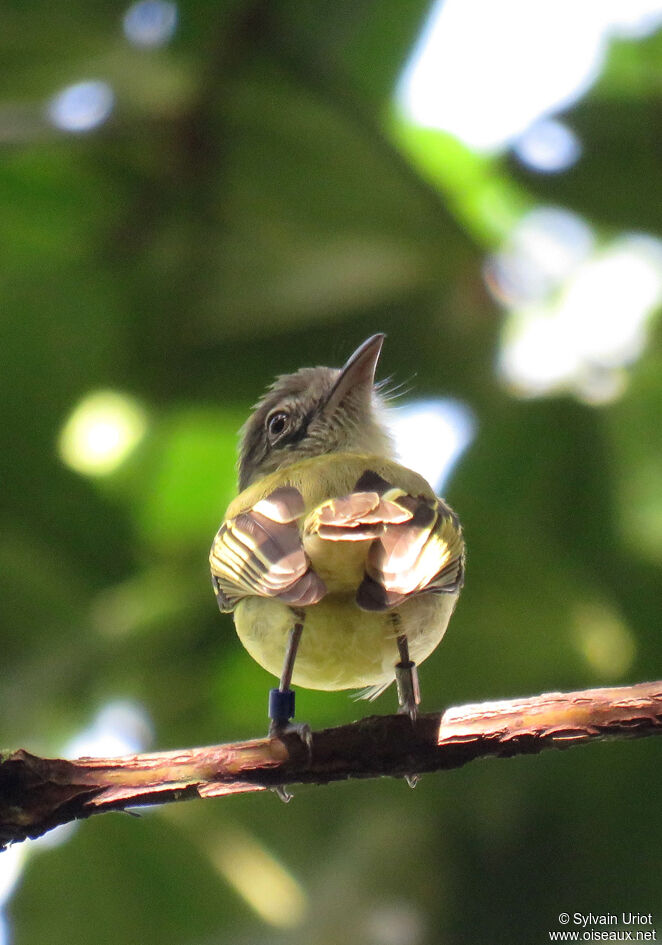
[1,681,660,849]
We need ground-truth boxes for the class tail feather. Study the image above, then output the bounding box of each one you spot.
[351,680,393,702]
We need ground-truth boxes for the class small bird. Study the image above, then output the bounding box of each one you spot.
[209,334,465,738]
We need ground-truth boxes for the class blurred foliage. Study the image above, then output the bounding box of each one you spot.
[2,2,662,944]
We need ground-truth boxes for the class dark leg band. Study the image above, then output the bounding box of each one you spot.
[268,687,295,724]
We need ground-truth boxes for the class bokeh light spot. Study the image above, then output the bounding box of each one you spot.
[398,0,662,152]
[63,700,153,759]
[497,234,662,402]
[365,902,425,945]
[58,390,147,477]
[0,701,152,944]
[513,118,582,173]
[572,601,636,678]
[486,206,594,306]
[123,0,178,47]
[0,845,27,929]
[390,399,476,493]
[47,81,114,133]
[209,827,308,928]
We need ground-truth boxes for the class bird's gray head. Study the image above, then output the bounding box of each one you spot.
[238,334,394,489]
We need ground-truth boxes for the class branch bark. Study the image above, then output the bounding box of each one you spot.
[2,680,661,850]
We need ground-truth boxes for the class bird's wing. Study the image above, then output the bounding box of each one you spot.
[209,486,326,612]
[357,491,464,611]
[305,480,413,542]
[308,470,464,612]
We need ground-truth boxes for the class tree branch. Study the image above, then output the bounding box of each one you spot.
[2,680,660,850]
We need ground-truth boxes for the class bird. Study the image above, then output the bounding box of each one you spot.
[209,334,465,741]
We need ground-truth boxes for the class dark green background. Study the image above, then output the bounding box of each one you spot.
[3,3,661,943]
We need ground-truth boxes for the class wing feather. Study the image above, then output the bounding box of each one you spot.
[210,486,326,611]
[356,494,464,612]
[303,469,464,613]
[306,491,413,543]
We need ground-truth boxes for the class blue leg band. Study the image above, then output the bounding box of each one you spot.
[268,688,295,723]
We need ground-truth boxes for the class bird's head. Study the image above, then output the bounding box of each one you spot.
[238,334,393,489]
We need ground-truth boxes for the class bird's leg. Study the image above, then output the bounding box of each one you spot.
[268,610,311,802]
[268,618,303,734]
[395,630,421,721]
[393,621,421,789]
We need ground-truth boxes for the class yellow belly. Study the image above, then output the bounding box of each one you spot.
[233,592,458,691]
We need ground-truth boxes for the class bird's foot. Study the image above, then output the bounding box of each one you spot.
[397,701,419,722]
[267,688,312,802]
[267,722,312,803]
[268,717,313,756]
[394,661,420,786]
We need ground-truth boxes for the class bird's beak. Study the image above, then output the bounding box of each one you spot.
[326,334,385,412]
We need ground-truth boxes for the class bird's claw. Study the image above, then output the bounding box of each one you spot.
[271,784,293,803]
[268,719,313,757]
[268,719,313,801]
[397,702,419,722]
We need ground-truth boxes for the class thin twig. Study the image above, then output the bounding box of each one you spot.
[1,681,660,850]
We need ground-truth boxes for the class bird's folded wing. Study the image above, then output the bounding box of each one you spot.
[307,471,465,612]
[357,493,464,611]
[306,488,413,541]
[209,486,326,611]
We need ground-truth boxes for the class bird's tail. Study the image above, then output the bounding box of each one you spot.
[351,680,393,702]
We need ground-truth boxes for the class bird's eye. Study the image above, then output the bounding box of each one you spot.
[266,410,289,440]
